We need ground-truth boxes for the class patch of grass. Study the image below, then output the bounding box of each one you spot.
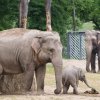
[86,73,100,91]
[45,63,55,86]
[79,21,95,31]
[46,63,54,74]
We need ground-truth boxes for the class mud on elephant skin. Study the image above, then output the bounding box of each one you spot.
[85,30,100,73]
[62,66,94,95]
[0,28,63,94]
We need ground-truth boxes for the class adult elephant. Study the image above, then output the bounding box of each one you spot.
[0,28,63,94]
[85,30,100,73]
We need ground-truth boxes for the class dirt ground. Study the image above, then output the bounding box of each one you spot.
[0,59,100,100]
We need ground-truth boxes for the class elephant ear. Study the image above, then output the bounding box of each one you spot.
[78,68,85,79]
[78,68,83,77]
[31,37,42,54]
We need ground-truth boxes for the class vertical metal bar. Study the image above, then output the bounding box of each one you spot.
[67,32,70,59]
[82,32,86,59]
[80,32,82,60]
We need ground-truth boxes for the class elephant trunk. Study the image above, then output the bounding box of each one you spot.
[51,54,63,94]
[83,78,93,88]
[85,40,92,72]
[85,32,93,72]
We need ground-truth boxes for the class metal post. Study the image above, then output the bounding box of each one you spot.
[67,32,71,59]
[79,33,82,60]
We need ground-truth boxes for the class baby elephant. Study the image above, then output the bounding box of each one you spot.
[62,66,92,95]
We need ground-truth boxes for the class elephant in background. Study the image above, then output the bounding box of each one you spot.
[0,28,63,94]
[85,30,100,73]
[62,66,94,95]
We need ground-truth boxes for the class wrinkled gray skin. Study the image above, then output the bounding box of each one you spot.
[62,66,93,95]
[85,30,100,73]
[0,28,63,94]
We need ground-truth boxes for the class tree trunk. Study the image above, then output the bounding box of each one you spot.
[45,0,52,31]
[19,0,30,28]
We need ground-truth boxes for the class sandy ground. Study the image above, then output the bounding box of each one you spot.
[0,94,100,100]
[0,59,100,100]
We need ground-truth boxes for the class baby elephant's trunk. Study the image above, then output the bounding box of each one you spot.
[83,78,93,88]
[83,77,99,94]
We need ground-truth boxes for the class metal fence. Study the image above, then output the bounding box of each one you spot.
[67,32,86,60]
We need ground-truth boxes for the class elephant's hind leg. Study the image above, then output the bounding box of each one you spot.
[63,83,70,94]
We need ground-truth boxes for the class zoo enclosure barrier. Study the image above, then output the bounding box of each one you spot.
[66,31,86,60]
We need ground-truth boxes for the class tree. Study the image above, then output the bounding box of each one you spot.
[45,0,52,31]
[90,0,100,29]
[75,0,100,29]
[19,0,30,28]
[72,0,76,31]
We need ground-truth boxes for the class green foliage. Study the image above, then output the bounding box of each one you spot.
[28,0,70,35]
[51,0,68,34]
[89,0,100,29]
[28,0,46,30]
[0,0,19,30]
[75,0,94,21]
[79,21,95,31]
[0,0,99,58]
[75,0,100,29]
[0,0,99,31]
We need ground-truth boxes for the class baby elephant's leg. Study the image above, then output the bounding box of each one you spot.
[70,82,78,95]
[73,86,78,95]
[63,83,70,94]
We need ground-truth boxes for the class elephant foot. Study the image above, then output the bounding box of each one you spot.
[91,70,96,73]
[86,68,91,72]
[63,91,68,94]
[73,91,79,95]
[73,89,79,95]
[54,89,61,94]
[36,90,45,95]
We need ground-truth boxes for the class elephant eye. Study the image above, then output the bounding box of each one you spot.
[48,48,54,52]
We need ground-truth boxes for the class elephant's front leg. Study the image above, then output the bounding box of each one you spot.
[35,65,46,94]
[98,54,100,73]
[85,41,92,72]
[70,81,78,95]
[23,62,35,90]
